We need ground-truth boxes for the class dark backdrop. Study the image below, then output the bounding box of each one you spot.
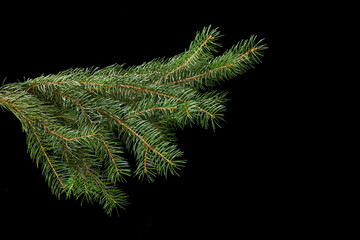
[0,4,298,238]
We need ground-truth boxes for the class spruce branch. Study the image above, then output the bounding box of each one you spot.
[0,26,267,215]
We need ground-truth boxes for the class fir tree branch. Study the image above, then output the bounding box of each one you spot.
[0,26,266,215]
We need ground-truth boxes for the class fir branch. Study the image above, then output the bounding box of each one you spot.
[0,26,267,215]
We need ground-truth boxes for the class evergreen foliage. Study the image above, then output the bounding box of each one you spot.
[0,26,267,215]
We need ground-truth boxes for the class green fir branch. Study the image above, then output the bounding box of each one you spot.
[0,26,267,215]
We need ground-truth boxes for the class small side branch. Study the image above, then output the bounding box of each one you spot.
[39,120,95,141]
[81,157,117,204]
[166,47,259,85]
[27,82,186,103]
[97,133,121,176]
[0,99,65,188]
[121,106,177,121]
[48,92,120,176]
[98,109,174,165]
[154,35,213,84]
[53,91,94,126]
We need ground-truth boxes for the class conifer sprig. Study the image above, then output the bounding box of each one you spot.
[0,26,267,215]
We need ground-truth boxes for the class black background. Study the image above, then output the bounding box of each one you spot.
[0,4,307,237]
